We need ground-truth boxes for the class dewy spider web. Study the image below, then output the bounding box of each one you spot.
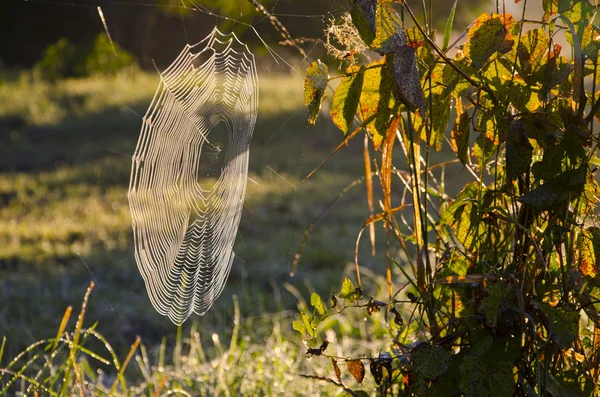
[128,27,258,325]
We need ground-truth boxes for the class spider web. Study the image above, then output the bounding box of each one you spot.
[128,28,259,325]
[13,0,357,345]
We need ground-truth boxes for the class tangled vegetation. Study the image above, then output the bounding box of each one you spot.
[297,0,600,395]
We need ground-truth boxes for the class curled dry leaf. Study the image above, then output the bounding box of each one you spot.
[370,360,383,385]
[330,293,338,310]
[306,348,323,358]
[389,306,403,325]
[319,339,329,353]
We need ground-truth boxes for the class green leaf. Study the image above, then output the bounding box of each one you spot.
[506,119,533,181]
[442,0,458,51]
[339,277,355,300]
[465,13,516,70]
[549,370,597,397]
[420,91,450,151]
[459,355,515,397]
[358,58,398,149]
[300,311,316,339]
[0,336,5,365]
[539,303,579,348]
[542,0,559,21]
[516,28,550,84]
[331,66,365,134]
[479,283,513,328]
[412,344,452,380]
[519,165,587,210]
[304,60,329,125]
[443,183,487,252]
[559,0,593,29]
[567,23,600,62]
[351,0,405,54]
[473,112,499,166]
[310,293,327,315]
[292,320,306,338]
[450,107,470,165]
[576,227,600,277]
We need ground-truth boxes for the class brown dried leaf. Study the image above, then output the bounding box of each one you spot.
[347,359,366,383]
[332,358,342,382]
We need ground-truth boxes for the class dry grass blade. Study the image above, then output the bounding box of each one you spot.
[0,336,5,366]
[153,375,168,397]
[381,114,401,298]
[433,275,484,284]
[61,281,94,397]
[109,336,141,395]
[364,133,376,256]
[51,306,72,352]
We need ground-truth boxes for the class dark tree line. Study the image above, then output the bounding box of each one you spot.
[1,0,480,70]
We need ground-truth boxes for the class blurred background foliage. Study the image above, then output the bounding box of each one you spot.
[1,0,486,72]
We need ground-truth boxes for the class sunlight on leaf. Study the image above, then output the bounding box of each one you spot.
[450,100,470,165]
[339,277,356,301]
[357,58,397,149]
[331,66,365,134]
[310,293,327,315]
[465,13,516,70]
[304,60,329,125]
[576,227,599,278]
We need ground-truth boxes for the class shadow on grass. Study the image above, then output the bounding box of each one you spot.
[0,102,381,359]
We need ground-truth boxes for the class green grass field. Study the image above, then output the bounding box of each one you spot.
[0,69,407,394]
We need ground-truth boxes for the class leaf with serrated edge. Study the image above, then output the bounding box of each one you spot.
[465,13,516,70]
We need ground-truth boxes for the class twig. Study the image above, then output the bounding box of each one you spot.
[297,373,360,396]
[246,0,307,58]
[279,37,323,47]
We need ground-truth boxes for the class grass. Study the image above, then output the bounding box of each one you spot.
[0,69,405,394]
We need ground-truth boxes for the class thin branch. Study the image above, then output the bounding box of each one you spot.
[297,374,360,396]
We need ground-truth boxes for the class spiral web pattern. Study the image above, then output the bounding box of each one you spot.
[128,28,258,325]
